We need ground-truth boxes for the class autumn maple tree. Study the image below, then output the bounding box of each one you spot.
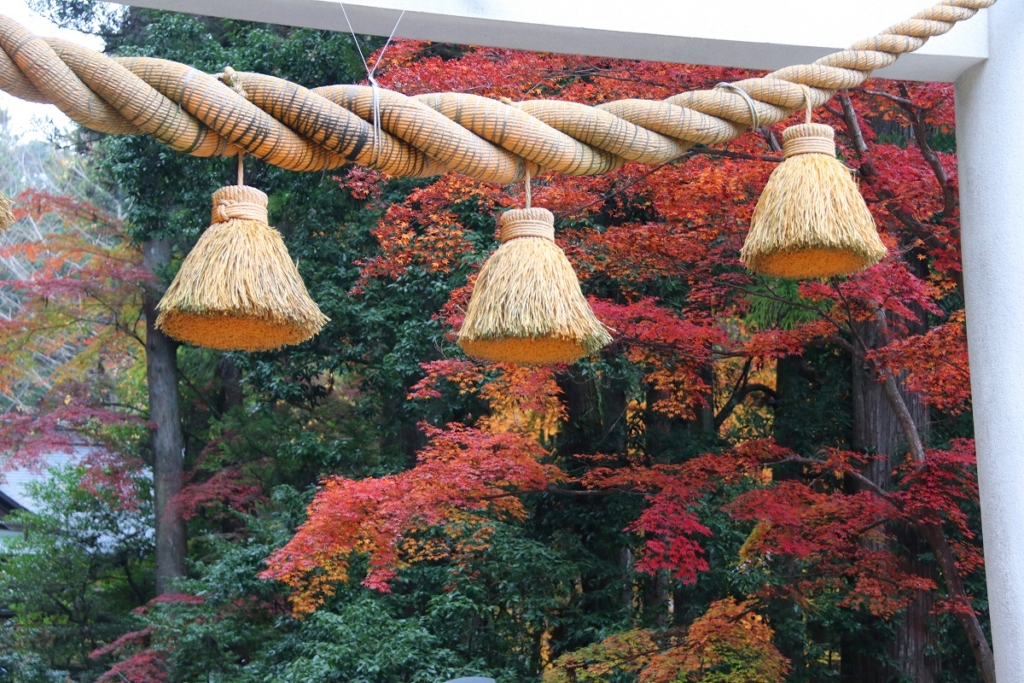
[260,42,987,683]
[0,7,988,683]
[0,187,147,480]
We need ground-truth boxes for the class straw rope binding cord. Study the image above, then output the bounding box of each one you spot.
[458,205,613,365]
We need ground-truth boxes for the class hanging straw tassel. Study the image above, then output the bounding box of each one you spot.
[0,192,13,231]
[155,184,328,351]
[458,207,612,365]
[740,121,886,280]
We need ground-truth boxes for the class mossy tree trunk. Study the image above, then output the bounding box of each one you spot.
[143,238,186,594]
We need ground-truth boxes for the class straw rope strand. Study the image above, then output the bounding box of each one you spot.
[0,0,996,181]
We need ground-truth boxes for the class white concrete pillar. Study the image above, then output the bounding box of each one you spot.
[956,2,1024,680]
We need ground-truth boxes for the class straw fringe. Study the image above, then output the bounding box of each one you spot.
[458,210,612,365]
[0,192,13,231]
[156,186,328,351]
[741,151,886,279]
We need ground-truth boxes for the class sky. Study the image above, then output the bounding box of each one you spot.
[0,0,106,140]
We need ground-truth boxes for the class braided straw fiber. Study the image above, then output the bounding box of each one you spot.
[741,124,886,279]
[0,192,13,231]
[458,208,612,365]
[0,0,996,180]
[156,185,329,351]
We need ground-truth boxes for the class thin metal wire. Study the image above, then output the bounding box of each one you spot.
[715,82,760,131]
[370,10,406,75]
[338,3,369,71]
[339,3,406,166]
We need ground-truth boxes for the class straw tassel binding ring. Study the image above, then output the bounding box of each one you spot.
[457,206,612,365]
[740,88,886,279]
[155,181,328,351]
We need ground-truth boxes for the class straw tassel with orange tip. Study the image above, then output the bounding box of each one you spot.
[457,206,612,365]
[155,182,328,351]
[740,92,887,279]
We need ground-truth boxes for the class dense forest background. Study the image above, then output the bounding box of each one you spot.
[0,3,984,682]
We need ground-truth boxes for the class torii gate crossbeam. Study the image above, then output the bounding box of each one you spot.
[111,0,988,82]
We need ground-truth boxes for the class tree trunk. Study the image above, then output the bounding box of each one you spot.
[851,316,937,683]
[559,369,632,618]
[699,364,715,435]
[852,319,930,485]
[649,570,670,628]
[876,355,997,683]
[216,355,243,413]
[892,530,941,683]
[143,239,186,595]
[918,522,997,683]
[772,355,800,451]
[619,547,634,619]
[839,91,991,683]
[379,389,427,466]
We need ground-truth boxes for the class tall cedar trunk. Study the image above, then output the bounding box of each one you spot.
[699,364,715,435]
[835,89,987,679]
[644,386,700,630]
[879,372,996,683]
[649,570,670,628]
[559,371,631,617]
[773,353,833,674]
[772,355,803,451]
[646,383,714,462]
[619,547,634,618]
[892,530,940,682]
[838,94,994,683]
[380,390,427,466]
[850,316,938,683]
[216,355,243,413]
[143,239,186,594]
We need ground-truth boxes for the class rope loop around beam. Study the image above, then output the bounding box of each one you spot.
[0,0,996,182]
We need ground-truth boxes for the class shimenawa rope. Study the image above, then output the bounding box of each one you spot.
[0,0,995,183]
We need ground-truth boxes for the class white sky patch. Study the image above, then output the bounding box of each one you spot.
[0,1,106,140]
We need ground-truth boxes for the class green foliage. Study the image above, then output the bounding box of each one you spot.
[772,347,853,455]
[26,0,123,36]
[242,601,465,683]
[122,494,486,682]
[744,281,820,332]
[0,467,153,681]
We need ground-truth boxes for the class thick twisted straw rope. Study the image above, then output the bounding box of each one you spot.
[0,0,995,183]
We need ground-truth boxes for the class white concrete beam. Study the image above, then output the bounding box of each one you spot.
[109,0,987,83]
